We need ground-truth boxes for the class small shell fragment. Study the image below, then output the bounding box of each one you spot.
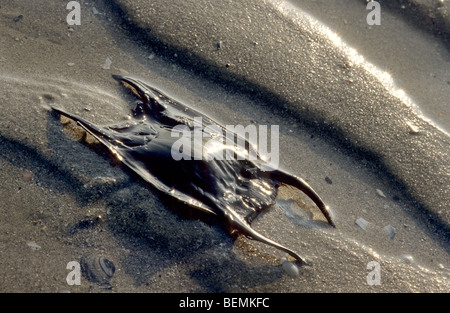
[281,258,299,277]
[102,57,112,70]
[376,189,386,198]
[355,218,369,230]
[406,121,420,134]
[80,255,115,286]
[401,254,414,264]
[438,264,450,272]
[27,241,41,250]
[22,169,33,182]
[383,225,396,240]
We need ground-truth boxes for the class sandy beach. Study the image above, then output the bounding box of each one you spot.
[0,0,448,293]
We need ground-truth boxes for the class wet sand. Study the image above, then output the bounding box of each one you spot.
[0,0,448,292]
